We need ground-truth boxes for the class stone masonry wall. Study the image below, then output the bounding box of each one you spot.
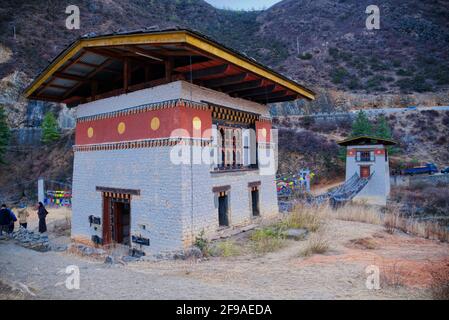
[72,147,185,254]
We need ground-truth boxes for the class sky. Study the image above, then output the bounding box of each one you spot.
[205,0,282,10]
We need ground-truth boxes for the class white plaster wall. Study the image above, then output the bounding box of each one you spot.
[72,147,185,254]
[76,82,183,118]
[179,81,271,117]
[346,145,388,206]
[76,80,270,118]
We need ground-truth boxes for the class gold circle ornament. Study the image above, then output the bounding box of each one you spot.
[192,117,202,130]
[151,117,160,131]
[87,127,94,138]
[117,122,126,135]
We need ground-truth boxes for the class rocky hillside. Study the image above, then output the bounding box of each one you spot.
[259,0,449,93]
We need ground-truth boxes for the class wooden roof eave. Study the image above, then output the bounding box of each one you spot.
[337,136,398,146]
[24,30,315,102]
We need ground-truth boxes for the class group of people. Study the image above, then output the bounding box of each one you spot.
[0,202,49,236]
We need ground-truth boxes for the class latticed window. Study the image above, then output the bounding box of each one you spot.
[356,151,375,162]
[214,125,248,170]
[233,129,242,166]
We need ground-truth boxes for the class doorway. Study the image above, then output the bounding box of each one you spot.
[103,195,131,246]
[360,166,371,179]
[218,193,229,227]
[251,188,260,217]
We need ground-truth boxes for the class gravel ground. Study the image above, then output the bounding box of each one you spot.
[0,218,447,300]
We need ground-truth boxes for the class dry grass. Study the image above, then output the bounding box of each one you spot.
[0,281,25,300]
[300,202,449,243]
[214,240,241,257]
[0,280,36,300]
[332,204,383,225]
[52,212,71,237]
[429,264,449,300]
[393,217,449,242]
[284,204,326,232]
[384,214,398,234]
[300,231,329,257]
[349,237,377,250]
[380,261,405,288]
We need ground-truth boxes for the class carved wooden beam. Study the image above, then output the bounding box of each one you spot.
[185,64,229,80]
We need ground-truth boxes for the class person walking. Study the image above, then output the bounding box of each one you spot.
[17,204,30,229]
[37,202,49,234]
[0,204,11,236]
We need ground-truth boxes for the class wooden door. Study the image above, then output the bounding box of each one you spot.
[218,194,229,227]
[360,166,370,179]
[251,189,260,216]
[102,195,112,245]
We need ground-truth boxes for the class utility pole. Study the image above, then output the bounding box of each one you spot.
[38,178,45,204]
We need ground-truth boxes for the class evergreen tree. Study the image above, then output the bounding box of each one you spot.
[0,106,10,164]
[41,111,60,144]
[375,114,397,154]
[351,110,372,137]
[340,110,373,162]
[375,115,392,139]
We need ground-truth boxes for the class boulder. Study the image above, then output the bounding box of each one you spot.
[104,255,114,264]
[285,228,309,240]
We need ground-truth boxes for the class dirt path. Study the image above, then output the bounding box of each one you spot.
[1,219,447,300]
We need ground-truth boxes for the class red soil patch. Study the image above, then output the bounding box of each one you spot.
[296,232,449,289]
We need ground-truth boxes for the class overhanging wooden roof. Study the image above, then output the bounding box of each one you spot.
[338,136,397,146]
[24,28,315,107]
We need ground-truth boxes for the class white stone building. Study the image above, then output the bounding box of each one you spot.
[338,136,397,206]
[24,29,315,254]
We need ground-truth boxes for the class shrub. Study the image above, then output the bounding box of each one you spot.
[300,116,315,128]
[0,106,10,164]
[396,69,413,77]
[384,213,399,234]
[349,237,377,250]
[250,228,285,254]
[430,266,449,300]
[215,240,241,257]
[300,232,329,257]
[348,78,360,90]
[328,47,339,58]
[298,52,313,60]
[330,67,349,84]
[194,230,209,255]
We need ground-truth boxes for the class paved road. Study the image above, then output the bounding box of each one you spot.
[350,105,449,117]
[275,106,449,120]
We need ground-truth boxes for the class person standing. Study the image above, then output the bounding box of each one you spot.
[8,207,17,234]
[0,204,11,236]
[37,202,48,234]
[17,204,30,229]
